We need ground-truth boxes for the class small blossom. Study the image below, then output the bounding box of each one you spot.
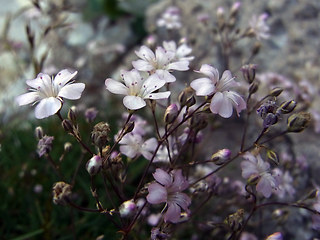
[147,168,191,223]
[272,168,296,199]
[132,46,189,83]
[105,69,170,110]
[248,13,270,40]
[16,69,85,119]
[190,64,246,118]
[241,152,279,198]
[157,6,181,30]
[37,135,54,157]
[162,41,194,62]
[119,132,157,160]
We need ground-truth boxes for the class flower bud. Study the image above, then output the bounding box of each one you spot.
[277,100,297,114]
[85,107,98,123]
[267,149,279,165]
[68,108,77,124]
[216,7,225,30]
[251,42,261,56]
[178,87,196,107]
[249,82,259,94]
[35,126,44,140]
[124,121,135,134]
[91,122,110,148]
[247,174,260,185]
[241,64,257,84]
[224,209,244,231]
[287,112,311,132]
[190,113,208,131]
[230,2,241,17]
[62,119,73,132]
[263,113,278,128]
[52,181,72,205]
[304,189,318,200]
[211,149,231,165]
[64,142,72,152]
[86,155,102,176]
[269,87,283,97]
[119,199,137,217]
[164,103,179,124]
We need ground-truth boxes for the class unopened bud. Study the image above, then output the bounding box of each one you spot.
[64,142,72,152]
[124,121,135,134]
[178,87,196,107]
[249,82,259,94]
[91,122,110,148]
[216,7,225,30]
[52,181,72,205]
[267,149,279,165]
[68,108,77,123]
[269,87,283,97]
[85,107,98,123]
[86,155,102,175]
[251,42,261,56]
[247,174,260,185]
[287,112,311,132]
[230,2,241,17]
[119,199,137,217]
[62,119,73,132]
[190,113,208,131]
[305,189,318,200]
[241,64,257,84]
[263,113,278,128]
[164,103,179,124]
[211,149,231,165]
[277,100,297,114]
[35,126,44,140]
[224,209,244,231]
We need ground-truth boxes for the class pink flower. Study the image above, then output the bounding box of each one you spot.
[105,69,170,110]
[241,152,279,198]
[147,168,191,223]
[190,64,246,118]
[16,69,85,119]
[132,45,189,83]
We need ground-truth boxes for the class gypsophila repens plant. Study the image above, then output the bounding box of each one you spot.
[14,1,320,240]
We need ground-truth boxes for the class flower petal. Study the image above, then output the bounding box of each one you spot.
[190,77,215,96]
[172,192,191,211]
[146,91,171,100]
[153,168,172,186]
[210,92,233,118]
[147,183,167,204]
[58,83,85,100]
[132,59,154,72]
[16,92,39,106]
[167,60,189,71]
[198,64,219,82]
[123,95,146,110]
[135,45,155,61]
[54,69,78,87]
[225,91,246,116]
[120,144,138,158]
[256,175,273,198]
[170,169,189,191]
[155,69,176,83]
[34,97,62,119]
[164,203,181,223]
[105,78,128,95]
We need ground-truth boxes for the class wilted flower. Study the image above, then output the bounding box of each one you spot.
[147,168,191,223]
[241,152,279,198]
[248,13,270,40]
[190,64,246,118]
[119,132,158,160]
[132,45,189,83]
[105,69,170,110]
[16,69,85,119]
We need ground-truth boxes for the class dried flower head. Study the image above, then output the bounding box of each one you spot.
[37,135,54,157]
[52,181,72,205]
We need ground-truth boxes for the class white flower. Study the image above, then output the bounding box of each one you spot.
[249,13,270,40]
[105,69,170,110]
[190,64,246,118]
[162,41,194,62]
[241,152,279,198]
[16,69,85,119]
[272,168,296,199]
[157,6,182,30]
[119,132,158,160]
[132,46,189,83]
